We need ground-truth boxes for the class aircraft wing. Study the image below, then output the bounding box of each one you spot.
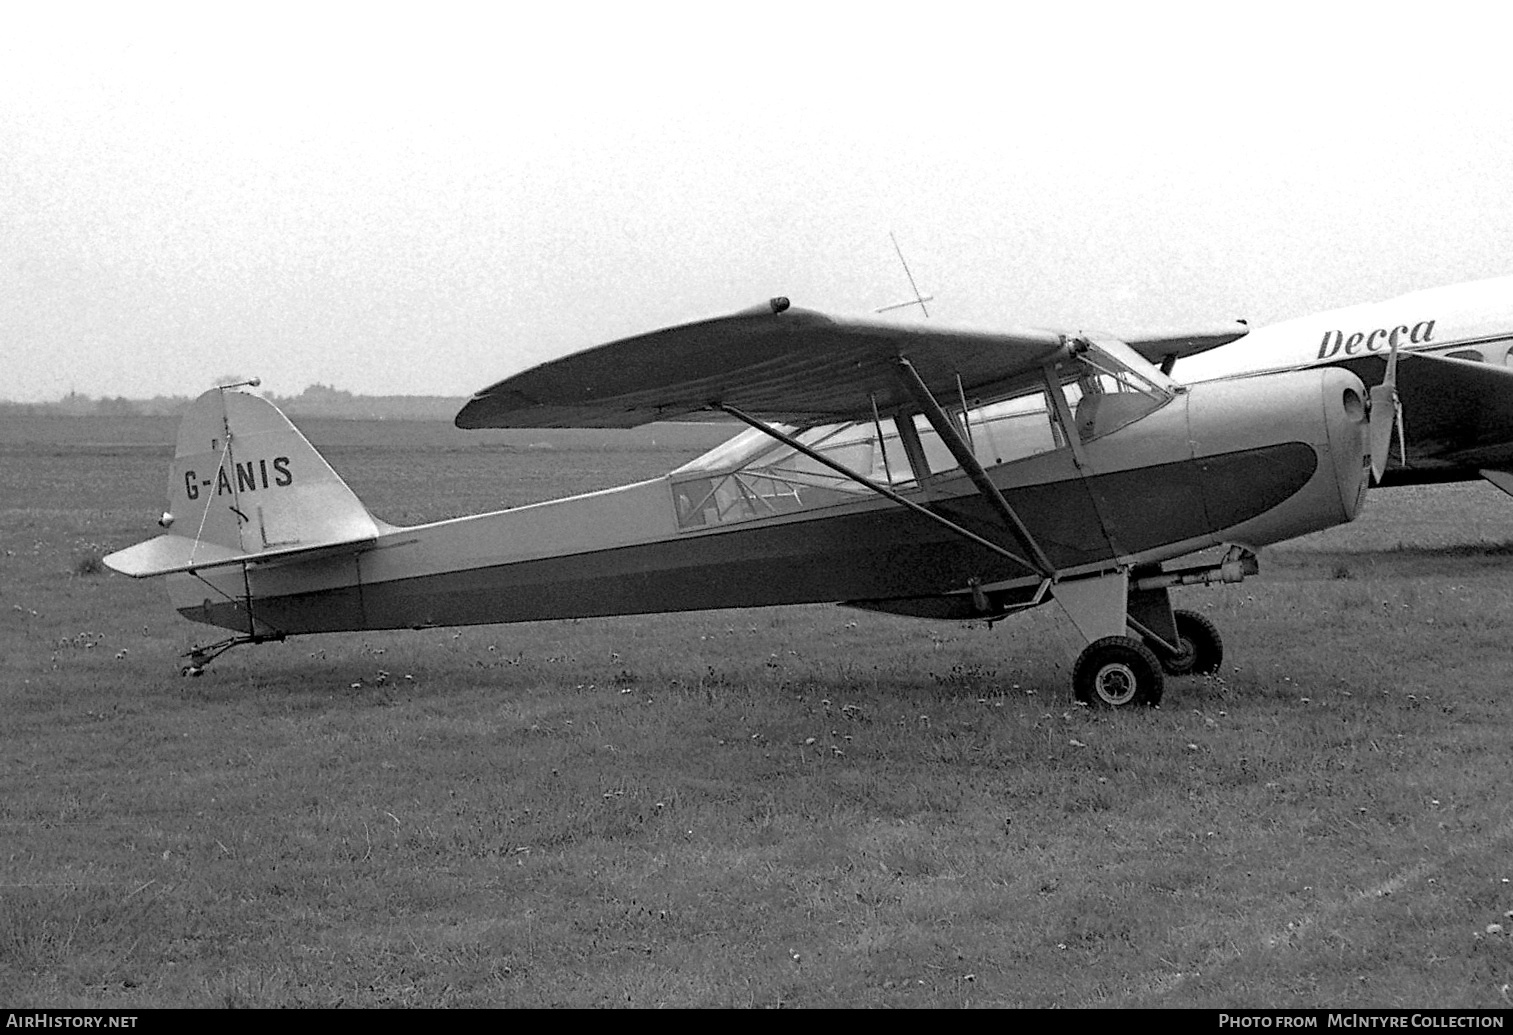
[456,299,1069,429]
[1332,351,1513,471]
[1123,322,1250,368]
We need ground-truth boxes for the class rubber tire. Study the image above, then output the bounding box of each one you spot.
[1158,609,1224,677]
[1073,636,1165,708]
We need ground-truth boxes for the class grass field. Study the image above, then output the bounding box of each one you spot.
[3,415,1513,1008]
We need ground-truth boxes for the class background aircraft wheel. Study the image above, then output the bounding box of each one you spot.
[1073,636,1164,708]
[1157,609,1224,676]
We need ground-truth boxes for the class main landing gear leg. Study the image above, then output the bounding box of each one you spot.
[1158,608,1224,677]
[1054,571,1166,709]
[1127,578,1224,677]
[1125,549,1253,679]
[1054,551,1250,708]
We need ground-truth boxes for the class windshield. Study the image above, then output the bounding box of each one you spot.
[1056,336,1175,444]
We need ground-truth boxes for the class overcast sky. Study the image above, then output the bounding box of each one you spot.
[5,4,1512,402]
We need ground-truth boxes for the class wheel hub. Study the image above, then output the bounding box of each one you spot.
[1094,662,1138,705]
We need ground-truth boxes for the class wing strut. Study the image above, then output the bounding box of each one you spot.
[893,357,1057,577]
[715,404,1049,579]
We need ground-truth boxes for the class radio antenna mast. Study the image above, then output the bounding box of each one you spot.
[874,231,933,316]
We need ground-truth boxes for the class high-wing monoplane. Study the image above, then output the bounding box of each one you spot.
[1150,274,1513,496]
[107,299,1388,707]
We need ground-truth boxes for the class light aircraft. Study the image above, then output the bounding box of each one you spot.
[106,298,1394,707]
[1145,274,1513,497]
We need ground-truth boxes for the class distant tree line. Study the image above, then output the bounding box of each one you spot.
[0,391,191,417]
[0,386,467,421]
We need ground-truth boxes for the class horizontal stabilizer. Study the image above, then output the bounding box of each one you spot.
[458,302,1067,429]
[104,532,375,578]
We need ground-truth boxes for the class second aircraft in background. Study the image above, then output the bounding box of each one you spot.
[1141,274,1513,497]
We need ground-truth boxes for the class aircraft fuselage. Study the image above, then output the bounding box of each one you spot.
[172,367,1370,637]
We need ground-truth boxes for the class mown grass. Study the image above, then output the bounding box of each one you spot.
[3,417,1512,1007]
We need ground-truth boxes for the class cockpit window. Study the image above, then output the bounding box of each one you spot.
[669,338,1174,529]
[924,338,1174,475]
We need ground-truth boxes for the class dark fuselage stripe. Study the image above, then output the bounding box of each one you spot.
[185,443,1317,634]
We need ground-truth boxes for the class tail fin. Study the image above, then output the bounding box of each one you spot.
[106,388,384,577]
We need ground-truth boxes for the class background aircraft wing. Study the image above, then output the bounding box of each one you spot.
[456,300,1068,429]
[1123,322,1250,368]
[1333,351,1513,472]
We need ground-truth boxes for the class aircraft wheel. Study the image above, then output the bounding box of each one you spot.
[1073,636,1164,708]
[1157,610,1224,677]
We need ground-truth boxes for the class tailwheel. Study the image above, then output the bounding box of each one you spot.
[1157,609,1224,677]
[176,632,283,676]
[1073,636,1165,708]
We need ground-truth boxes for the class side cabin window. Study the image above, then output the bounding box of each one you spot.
[670,420,912,530]
[911,389,1067,476]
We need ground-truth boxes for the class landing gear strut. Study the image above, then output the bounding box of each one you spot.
[1056,551,1251,707]
[1154,609,1224,677]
